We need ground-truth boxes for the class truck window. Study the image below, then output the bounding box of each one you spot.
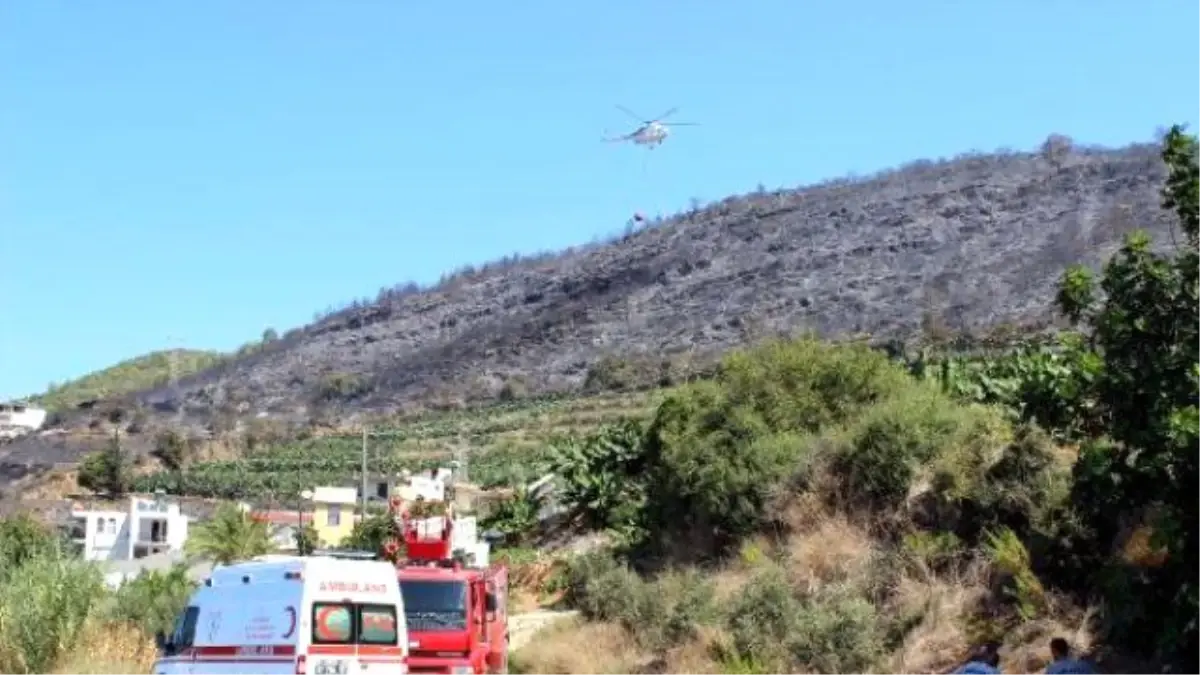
[399,580,467,631]
[359,604,398,645]
[312,603,399,645]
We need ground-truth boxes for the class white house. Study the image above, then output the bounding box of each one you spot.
[0,401,47,440]
[66,495,190,561]
[354,467,457,503]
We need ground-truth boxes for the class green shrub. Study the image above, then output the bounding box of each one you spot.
[836,387,1008,511]
[562,552,717,652]
[549,420,647,531]
[0,556,109,673]
[0,515,63,584]
[106,565,195,636]
[724,565,885,674]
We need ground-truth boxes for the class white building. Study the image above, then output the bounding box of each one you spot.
[0,401,47,440]
[65,495,190,561]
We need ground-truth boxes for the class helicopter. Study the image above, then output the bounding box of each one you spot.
[603,105,698,149]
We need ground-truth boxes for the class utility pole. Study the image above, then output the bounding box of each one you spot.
[360,428,369,518]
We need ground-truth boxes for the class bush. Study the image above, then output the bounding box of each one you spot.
[549,420,648,532]
[0,556,109,673]
[724,564,885,674]
[835,387,1009,512]
[636,338,915,555]
[562,552,717,652]
[0,514,198,673]
[107,565,196,637]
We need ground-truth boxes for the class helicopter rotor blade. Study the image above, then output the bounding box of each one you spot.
[615,104,649,123]
[653,107,680,122]
[664,121,699,127]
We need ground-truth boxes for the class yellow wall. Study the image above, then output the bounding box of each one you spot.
[311,502,355,546]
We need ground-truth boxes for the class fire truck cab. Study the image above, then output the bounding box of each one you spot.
[386,472,509,674]
[153,555,409,675]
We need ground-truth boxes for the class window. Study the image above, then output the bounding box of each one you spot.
[313,603,354,644]
[165,606,200,654]
[399,580,468,631]
[327,505,341,526]
[311,603,398,646]
[106,518,118,534]
[359,604,399,645]
[376,482,389,499]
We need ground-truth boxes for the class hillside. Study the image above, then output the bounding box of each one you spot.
[28,349,226,412]
[0,139,1179,485]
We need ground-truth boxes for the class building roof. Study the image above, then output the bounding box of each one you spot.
[311,486,358,505]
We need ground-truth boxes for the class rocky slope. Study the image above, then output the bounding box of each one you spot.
[0,140,1176,485]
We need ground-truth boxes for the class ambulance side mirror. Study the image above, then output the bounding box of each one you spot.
[154,631,171,653]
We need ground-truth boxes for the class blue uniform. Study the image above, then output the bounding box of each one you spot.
[954,662,1001,674]
[1046,658,1096,674]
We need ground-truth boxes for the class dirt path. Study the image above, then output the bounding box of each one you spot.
[508,609,580,651]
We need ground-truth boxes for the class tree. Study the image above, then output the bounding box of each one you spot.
[151,430,191,471]
[294,522,319,555]
[185,503,277,565]
[76,432,131,496]
[1057,124,1199,669]
[340,513,394,553]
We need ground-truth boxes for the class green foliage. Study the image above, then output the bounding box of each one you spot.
[638,338,912,552]
[984,527,1046,622]
[563,553,717,653]
[31,349,225,411]
[549,420,646,531]
[481,486,544,547]
[835,387,1006,510]
[0,554,109,673]
[76,433,132,496]
[185,503,277,564]
[722,564,885,673]
[107,565,195,636]
[1052,125,1199,669]
[906,335,1104,438]
[295,522,320,555]
[151,429,194,471]
[340,513,395,553]
[0,514,63,584]
[0,514,197,673]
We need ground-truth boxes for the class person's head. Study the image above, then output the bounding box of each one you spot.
[1050,637,1071,660]
[971,642,1002,667]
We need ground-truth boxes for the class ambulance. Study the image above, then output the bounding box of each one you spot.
[153,554,409,674]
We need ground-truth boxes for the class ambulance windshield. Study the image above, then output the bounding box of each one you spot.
[399,580,467,631]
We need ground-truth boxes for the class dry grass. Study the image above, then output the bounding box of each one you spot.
[51,621,156,675]
[784,512,876,592]
[511,619,642,674]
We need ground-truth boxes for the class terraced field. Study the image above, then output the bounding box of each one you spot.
[133,390,663,500]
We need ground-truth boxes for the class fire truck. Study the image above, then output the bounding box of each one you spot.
[381,472,509,674]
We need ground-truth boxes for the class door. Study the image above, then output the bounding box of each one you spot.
[483,573,508,675]
[312,601,405,674]
[358,603,403,674]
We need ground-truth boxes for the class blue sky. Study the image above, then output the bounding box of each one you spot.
[1,1,1197,400]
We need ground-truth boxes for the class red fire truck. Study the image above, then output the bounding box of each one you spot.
[382,495,509,675]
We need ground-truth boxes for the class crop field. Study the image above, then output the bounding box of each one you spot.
[132,390,663,500]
